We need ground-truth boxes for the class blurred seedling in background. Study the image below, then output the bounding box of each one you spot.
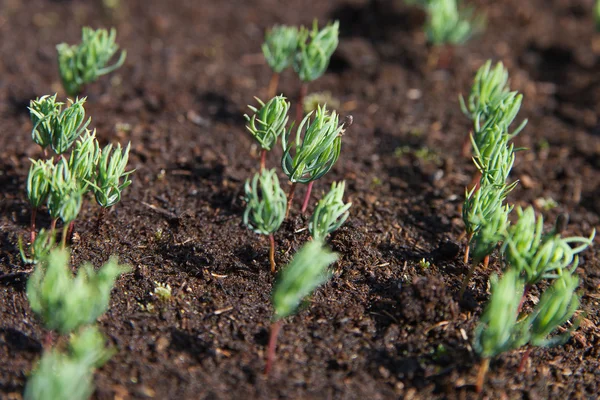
[153,282,172,302]
[293,20,339,124]
[265,240,338,375]
[281,105,346,216]
[57,27,126,96]
[244,169,287,273]
[245,96,290,170]
[308,181,351,241]
[303,91,340,114]
[262,25,299,98]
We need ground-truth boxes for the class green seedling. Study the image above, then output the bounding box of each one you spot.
[262,25,299,98]
[460,60,510,121]
[29,96,90,155]
[27,159,54,243]
[57,27,127,96]
[69,129,101,192]
[473,269,525,392]
[308,181,351,241]
[425,0,483,46]
[19,229,55,265]
[47,158,84,247]
[266,240,338,375]
[153,282,172,302]
[293,20,339,123]
[281,105,345,216]
[244,169,287,273]
[245,96,291,170]
[502,207,595,287]
[27,248,130,335]
[24,326,113,400]
[303,91,341,114]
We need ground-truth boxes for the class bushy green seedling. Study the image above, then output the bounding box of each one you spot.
[266,240,338,374]
[425,0,483,46]
[29,96,90,155]
[57,27,127,96]
[27,248,130,335]
[244,169,287,273]
[19,229,55,265]
[502,207,595,287]
[245,96,290,170]
[92,142,133,209]
[69,129,100,192]
[308,181,351,241]
[281,105,344,216]
[262,25,299,98]
[47,159,84,247]
[24,326,113,400]
[293,20,339,123]
[27,159,54,243]
[459,60,509,121]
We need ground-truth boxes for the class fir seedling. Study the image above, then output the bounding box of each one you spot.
[47,159,84,247]
[266,240,338,375]
[308,181,351,241]
[502,207,595,287]
[27,248,130,335]
[281,105,345,216]
[57,27,127,96]
[27,159,54,243]
[69,129,101,192]
[29,94,63,154]
[473,269,525,392]
[244,169,287,273]
[24,326,113,400]
[262,25,299,98]
[459,60,509,121]
[425,0,483,46]
[245,96,290,170]
[19,229,55,265]
[293,20,339,123]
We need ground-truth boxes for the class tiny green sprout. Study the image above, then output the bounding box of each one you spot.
[92,142,133,208]
[153,282,172,302]
[57,27,127,96]
[308,181,351,241]
[473,268,525,392]
[502,207,595,286]
[459,60,510,121]
[27,158,54,243]
[24,326,113,400]
[29,94,63,152]
[27,248,130,335]
[69,129,100,192]
[425,0,483,46]
[419,258,431,269]
[266,240,338,375]
[262,25,299,98]
[524,269,580,348]
[294,20,339,83]
[281,105,344,216]
[245,96,290,169]
[244,169,287,273]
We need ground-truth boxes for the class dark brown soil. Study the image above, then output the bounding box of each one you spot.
[1,0,600,398]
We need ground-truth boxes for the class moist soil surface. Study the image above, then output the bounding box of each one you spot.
[1,0,600,399]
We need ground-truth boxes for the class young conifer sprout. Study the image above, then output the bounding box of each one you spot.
[245,96,290,170]
[27,159,54,243]
[57,27,127,96]
[69,129,101,192]
[293,20,339,123]
[47,158,84,247]
[459,60,510,121]
[262,25,299,98]
[308,181,351,241]
[19,229,55,265]
[266,240,338,375]
[424,0,483,46]
[29,94,63,154]
[27,248,130,335]
[243,169,287,273]
[281,105,344,216]
[24,326,114,400]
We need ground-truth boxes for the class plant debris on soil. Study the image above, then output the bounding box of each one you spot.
[1,0,600,399]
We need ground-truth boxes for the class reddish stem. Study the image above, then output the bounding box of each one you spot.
[30,208,37,245]
[285,182,297,219]
[260,149,267,171]
[269,234,276,274]
[296,83,308,125]
[517,347,531,372]
[462,130,472,158]
[267,73,280,99]
[265,319,282,376]
[475,357,490,393]
[96,207,107,233]
[517,285,530,314]
[300,181,314,214]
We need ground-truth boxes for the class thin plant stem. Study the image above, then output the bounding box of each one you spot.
[462,130,472,158]
[30,207,37,245]
[483,255,490,269]
[269,234,276,274]
[260,149,267,171]
[475,357,490,393]
[267,72,280,99]
[96,207,107,233]
[296,83,308,125]
[285,182,297,218]
[517,347,531,372]
[459,262,476,299]
[463,233,473,264]
[300,181,314,214]
[517,285,530,314]
[61,224,69,249]
[265,319,282,376]
[50,218,58,238]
